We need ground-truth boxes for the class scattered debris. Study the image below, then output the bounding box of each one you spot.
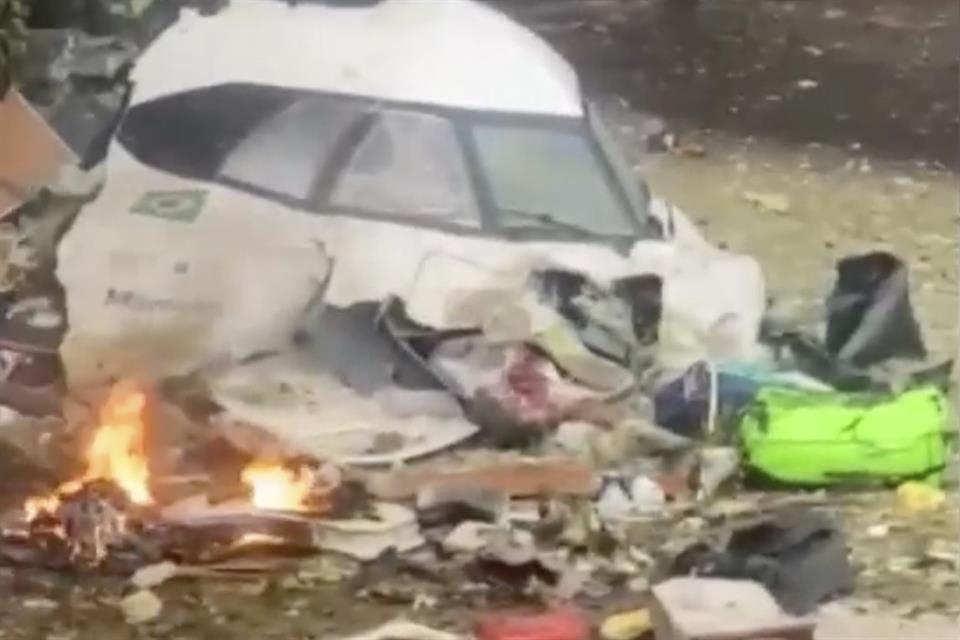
[312,503,425,561]
[121,589,162,625]
[22,596,58,611]
[0,0,953,638]
[896,481,946,513]
[651,577,817,640]
[211,354,479,466]
[741,190,791,214]
[367,458,600,501]
[130,561,178,589]
[340,620,466,640]
[672,142,707,158]
[475,607,590,640]
[671,511,854,615]
[600,608,651,640]
[815,603,960,640]
[417,484,509,528]
[443,521,501,554]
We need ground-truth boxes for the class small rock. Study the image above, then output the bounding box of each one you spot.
[121,590,162,625]
[824,8,847,19]
[867,524,891,538]
[803,45,824,57]
[742,190,790,213]
[796,79,819,89]
[131,561,178,589]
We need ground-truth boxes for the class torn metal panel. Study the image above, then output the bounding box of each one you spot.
[208,351,478,466]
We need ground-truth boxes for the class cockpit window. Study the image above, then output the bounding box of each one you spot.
[221,96,363,200]
[330,110,480,226]
[117,83,648,239]
[470,124,635,237]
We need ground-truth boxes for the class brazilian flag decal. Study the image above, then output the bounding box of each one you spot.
[130,190,208,223]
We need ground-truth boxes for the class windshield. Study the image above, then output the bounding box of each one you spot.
[117,83,645,239]
[470,123,636,238]
[330,109,480,226]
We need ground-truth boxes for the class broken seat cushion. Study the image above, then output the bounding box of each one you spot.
[671,510,854,615]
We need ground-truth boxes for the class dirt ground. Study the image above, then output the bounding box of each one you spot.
[0,0,956,638]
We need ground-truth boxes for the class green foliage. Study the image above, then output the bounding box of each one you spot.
[0,0,29,96]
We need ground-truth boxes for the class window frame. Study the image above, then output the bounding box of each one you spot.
[117,83,651,244]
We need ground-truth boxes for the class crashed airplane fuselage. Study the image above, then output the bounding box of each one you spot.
[56,0,764,384]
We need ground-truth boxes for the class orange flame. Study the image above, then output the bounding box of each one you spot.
[24,382,153,519]
[241,462,313,511]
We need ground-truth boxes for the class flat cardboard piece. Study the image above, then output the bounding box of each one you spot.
[0,90,76,217]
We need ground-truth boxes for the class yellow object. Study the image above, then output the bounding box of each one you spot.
[896,481,946,513]
[600,608,652,640]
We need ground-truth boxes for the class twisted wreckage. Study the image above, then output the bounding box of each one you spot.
[0,1,954,638]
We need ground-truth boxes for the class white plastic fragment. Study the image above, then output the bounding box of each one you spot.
[131,561,179,589]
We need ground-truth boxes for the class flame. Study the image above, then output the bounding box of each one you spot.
[24,383,153,519]
[241,462,313,511]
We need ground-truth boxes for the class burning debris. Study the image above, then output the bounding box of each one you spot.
[0,380,351,573]
[3,382,156,570]
[25,382,152,519]
[241,461,315,512]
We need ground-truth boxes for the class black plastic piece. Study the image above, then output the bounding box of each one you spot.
[826,251,926,367]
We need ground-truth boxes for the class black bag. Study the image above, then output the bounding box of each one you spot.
[826,252,926,367]
[671,510,854,615]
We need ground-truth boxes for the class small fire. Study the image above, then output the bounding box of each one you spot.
[241,462,314,511]
[24,382,153,520]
